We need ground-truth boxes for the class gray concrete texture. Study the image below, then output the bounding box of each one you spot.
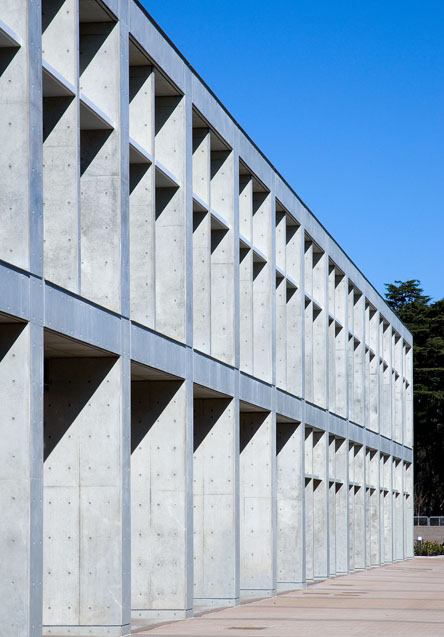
[0,0,413,636]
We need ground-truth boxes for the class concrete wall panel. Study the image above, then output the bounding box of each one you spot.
[193,398,237,606]
[240,412,274,597]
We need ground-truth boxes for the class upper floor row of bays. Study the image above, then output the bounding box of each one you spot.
[0,0,412,441]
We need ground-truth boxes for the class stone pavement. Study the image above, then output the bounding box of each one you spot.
[134,557,444,636]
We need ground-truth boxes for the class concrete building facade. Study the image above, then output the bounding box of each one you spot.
[0,1,413,636]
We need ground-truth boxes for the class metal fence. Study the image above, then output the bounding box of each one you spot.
[414,516,444,526]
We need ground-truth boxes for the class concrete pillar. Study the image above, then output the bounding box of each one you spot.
[405,347,413,447]
[192,127,211,353]
[239,245,253,374]
[352,291,364,425]
[304,300,313,404]
[353,445,365,570]
[42,0,79,291]
[240,411,275,599]
[313,431,328,579]
[210,149,235,366]
[382,455,393,563]
[328,436,336,576]
[313,250,326,409]
[79,14,122,313]
[334,483,347,574]
[276,420,303,590]
[43,355,130,636]
[129,63,155,327]
[252,192,272,384]
[334,438,348,574]
[304,426,325,582]
[131,379,192,620]
[285,217,302,397]
[393,459,403,560]
[304,427,313,581]
[193,397,238,607]
[0,322,43,637]
[366,450,380,566]
[154,89,186,341]
[0,0,37,271]
[193,205,211,353]
[404,462,413,558]
[276,273,287,390]
[328,480,336,576]
[348,443,355,571]
[304,478,314,582]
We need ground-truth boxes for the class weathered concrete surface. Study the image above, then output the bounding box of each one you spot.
[135,558,444,636]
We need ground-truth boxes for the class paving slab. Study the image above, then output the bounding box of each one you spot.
[133,557,444,636]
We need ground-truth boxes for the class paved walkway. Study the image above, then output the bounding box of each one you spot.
[135,557,444,636]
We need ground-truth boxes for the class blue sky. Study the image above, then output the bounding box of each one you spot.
[140,0,444,302]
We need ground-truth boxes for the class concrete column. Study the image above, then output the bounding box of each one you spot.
[313,431,328,579]
[239,246,253,374]
[333,438,348,574]
[276,420,303,590]
[393,459,403,560]
[382,455,393,563]
[79,15,122,313]
[0,322,43,637]
[192,128,211,353]
[210,149,235,365]
[404,462,413,558]
[192,128,210,204]
[304,300,313,403]
[328,319,337,415]
[193,206,211,353]
[405,347,413,447]
[154,90,186,341]
[348,443,355,571]
[353,291,364,425]
[313,250,327,409]
[131,379,191,620]
[240,411,275,599]
[193,397,238,607]
[42,0,79,291]
[335,272,347,418]
[252,192,272,384]
[328,480,336,576]
[328,436,336,576]
[304,478,314,582]
[304,427,314,581]
[239,174,253,242]
[394,492,403,560]
[354,446,365,570]
[366,450,380,566]
[0,1,35,271]
[43,355,129,636]
[129,64,155,327]
[276,274,287,390]
[286,218,302,397]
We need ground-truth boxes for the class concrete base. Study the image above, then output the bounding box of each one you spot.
[240,588,276,601]
[131,609,193,620]
[276,582,307,592]
[193,598,240,608]
[43,625,131,637]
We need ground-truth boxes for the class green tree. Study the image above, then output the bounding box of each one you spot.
[384,280,444,514]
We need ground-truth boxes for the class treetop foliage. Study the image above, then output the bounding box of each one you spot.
[384,280,444,515]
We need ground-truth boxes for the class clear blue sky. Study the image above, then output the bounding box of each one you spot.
[140,0,444,302]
